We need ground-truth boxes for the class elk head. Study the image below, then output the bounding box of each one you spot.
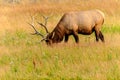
[28,15,53,45]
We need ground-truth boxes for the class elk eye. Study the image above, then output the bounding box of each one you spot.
[46,40,49,42]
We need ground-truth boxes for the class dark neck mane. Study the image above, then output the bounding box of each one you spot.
[52,24,65,43]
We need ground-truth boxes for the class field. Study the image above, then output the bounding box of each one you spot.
[1,0,120,79]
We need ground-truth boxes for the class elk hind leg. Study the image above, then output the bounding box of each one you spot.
[99,31,105,42]
[95,30,100,42]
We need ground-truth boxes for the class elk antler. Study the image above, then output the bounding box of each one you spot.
[28,16,44,38]
[37,22,49,33]
[37,15,49,33]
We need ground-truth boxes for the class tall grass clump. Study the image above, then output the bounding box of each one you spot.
[102,24,120,34]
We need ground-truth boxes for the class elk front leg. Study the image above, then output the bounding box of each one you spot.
[73,32,79,43]
[64,34,69,42]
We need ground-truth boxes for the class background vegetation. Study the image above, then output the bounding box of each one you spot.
[0,0,120,79]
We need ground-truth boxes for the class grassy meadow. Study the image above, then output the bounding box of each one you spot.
[1,0,120,79]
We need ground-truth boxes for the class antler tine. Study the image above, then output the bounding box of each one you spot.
[27,23,44,37]
[38,15,49,33]
[37,22,49,33]
[42,16,49,26]
[28,16,44,38]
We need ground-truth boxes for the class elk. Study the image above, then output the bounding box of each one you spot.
[28,9,105,45]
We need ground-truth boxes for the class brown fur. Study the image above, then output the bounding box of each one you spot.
[45,9,105,45]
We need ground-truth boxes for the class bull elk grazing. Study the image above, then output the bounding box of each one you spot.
[28,9,105,45]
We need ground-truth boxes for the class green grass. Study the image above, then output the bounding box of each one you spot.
[103,24,120,34]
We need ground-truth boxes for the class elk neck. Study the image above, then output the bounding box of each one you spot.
[51,24,65,43]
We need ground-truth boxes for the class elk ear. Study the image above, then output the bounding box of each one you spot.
[51,32,55,39]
